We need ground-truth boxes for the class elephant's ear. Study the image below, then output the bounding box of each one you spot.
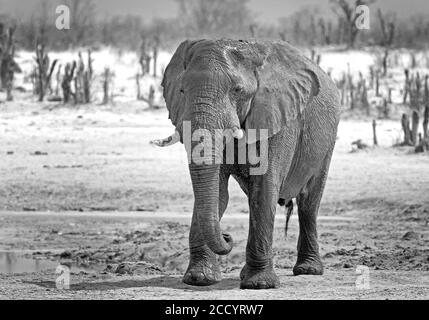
[243,43,321,144]
[162,40,201,133]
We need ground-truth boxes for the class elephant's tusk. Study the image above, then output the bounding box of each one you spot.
[232,127,244,140]
[150,131,180,147]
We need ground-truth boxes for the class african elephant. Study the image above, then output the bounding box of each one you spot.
[153,39,341,289]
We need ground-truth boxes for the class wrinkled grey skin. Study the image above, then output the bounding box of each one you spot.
[161,39,341,289]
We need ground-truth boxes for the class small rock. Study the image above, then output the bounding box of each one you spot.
[31,151,48,156]
[323,252,334,259]
[104,264,116,273]
[343,263,353,268]
[60,251,72,259]
[401,231,420,240]
[23,207,37,211]
[115,263,133,275]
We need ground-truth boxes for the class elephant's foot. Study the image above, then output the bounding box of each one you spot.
[293,257,324,275]
[240,264,279,289]
[183,249,221,286]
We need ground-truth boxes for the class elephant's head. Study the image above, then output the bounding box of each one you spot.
[155,40,320,255]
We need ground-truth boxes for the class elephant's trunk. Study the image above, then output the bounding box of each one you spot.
[187,103,233,255]
[189,163,232,255]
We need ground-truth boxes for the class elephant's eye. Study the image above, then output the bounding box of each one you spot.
[233,86,244,94]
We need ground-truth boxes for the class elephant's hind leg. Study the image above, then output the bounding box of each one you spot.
[183,169,230,286]
[293,151,333,276]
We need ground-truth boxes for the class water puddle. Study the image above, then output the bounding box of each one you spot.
[0,251,58,274]
[0,251,98,274]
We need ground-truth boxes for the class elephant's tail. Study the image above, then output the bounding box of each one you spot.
[285,200,294,237]
[279,199,294,237]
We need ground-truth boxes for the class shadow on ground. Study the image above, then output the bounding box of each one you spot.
[24,275,241,291]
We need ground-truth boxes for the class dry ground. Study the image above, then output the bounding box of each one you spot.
[0,100,428,299]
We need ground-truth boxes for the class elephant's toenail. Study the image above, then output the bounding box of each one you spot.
[193,272,204,281]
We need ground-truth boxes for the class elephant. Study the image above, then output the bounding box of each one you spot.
[152,39,341,289]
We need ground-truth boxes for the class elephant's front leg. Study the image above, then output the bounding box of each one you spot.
[183,170,230,286]
[240,174,280,289]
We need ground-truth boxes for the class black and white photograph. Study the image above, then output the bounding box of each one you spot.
[0,0,428,303]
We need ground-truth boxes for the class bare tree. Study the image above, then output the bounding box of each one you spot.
[65,0,96,47]
[61,61,76,103]
[331,0,373,48]
[424,75,429,139]
[377,8,396,76]
[175,0,253,38]
[102,67,114,105]
[0,23,21,100]
[318,18,332,45]
[278,7,321,46]
[34,42,58,101]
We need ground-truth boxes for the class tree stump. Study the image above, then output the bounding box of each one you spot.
[424,75,428,139]
[411,110,419,145]
[372,120,378,146]
[424,105,429,139]
[403,69,410,104]
[61,61,76,103]
[401,113,412,146]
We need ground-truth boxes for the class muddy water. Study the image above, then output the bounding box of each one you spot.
[0,252,58,274]
[0,252,101,274]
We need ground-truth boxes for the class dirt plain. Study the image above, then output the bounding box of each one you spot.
[0,99,428,299]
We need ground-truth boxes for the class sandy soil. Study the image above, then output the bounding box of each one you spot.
[0,100,428,299]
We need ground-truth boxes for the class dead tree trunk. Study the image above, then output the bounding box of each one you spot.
[424,106,429,139]
[70,51,93,104]
[403,69,410,104]
[139,39,150,76]
[136,73,141,100]
[35,43,58,102]
[61,61,76,103]
[375,71,380,97]
[147,85,155,109]
[377,8,395,77]
[424,75,429,139]
[331,0,370,48]
[361,80,370,115]
[0,24,21,100]
[387,87,393,103]
[383,98,389,118]
[411,110,420,145]
[401,113,412,146]
[369,66,374,89]
[382,49,389,77]
[83,50,93,103]
[152,36,159,78]
[55,64,61,96]
[102,67,113,105]
[349,84,355,110]
[152,46,158,78]
[372,120,378,146]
